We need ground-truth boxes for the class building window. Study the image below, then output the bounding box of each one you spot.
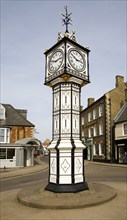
[88,127,93,138]
[82,117,85,125]
[93,125,97,136]
[99,123,103,135]
[82,130,85,138]
[88,128,91,137]
[99,143,104,155]
[93,109,97,119]
[93,144,99,155]
[0,128,10,143]
[88,112,92,122]
[99,104,103,117]
[123,122,127,135]
[0,105,5,120]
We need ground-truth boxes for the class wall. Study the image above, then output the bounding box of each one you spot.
[0,159,16,168]
[115,123,127,140]
[10,126,34,143]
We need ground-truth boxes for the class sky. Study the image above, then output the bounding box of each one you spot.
[1,0,126,142]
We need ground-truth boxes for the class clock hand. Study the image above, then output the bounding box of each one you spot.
[55,57,62,62]
[71,53,83,63]
[71,53,77,61]
[77,59,83,64]
[50,60,56,63]
[51,57,62,63]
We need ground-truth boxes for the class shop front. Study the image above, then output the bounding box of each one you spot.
[115,139,127,164]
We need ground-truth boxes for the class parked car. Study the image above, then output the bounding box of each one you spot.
[40,147,49,156]
[44,148,49,156]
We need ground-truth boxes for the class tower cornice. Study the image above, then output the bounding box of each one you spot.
[44,36,90,55]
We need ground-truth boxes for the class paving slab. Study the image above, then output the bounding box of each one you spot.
[17,182,117,209]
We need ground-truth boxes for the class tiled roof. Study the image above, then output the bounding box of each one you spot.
[114,102,127,123]
[0,104,35,127]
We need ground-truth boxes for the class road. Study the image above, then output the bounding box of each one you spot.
[0,155,49,192]
[0,159,127,220]
[1,158,126,192]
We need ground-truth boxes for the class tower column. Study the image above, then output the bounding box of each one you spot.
[45,82,88,192]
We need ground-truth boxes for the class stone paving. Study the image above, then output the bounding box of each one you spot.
[17,182,117,209]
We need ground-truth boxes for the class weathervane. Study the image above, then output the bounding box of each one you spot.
[61,6,72,33]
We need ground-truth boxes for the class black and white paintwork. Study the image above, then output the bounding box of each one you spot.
[44,35,90,192]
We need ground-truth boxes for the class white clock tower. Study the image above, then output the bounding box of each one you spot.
[44,7,90,192]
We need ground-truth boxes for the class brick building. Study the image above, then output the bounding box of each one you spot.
[0,104,35,143]
[0,104,37,168]
[81,75,127,162]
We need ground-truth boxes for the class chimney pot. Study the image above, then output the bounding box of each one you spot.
[88,98,95,106]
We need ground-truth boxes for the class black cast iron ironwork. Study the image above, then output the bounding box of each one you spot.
[61,6,72,33]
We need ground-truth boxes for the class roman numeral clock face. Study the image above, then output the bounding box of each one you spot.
[68,49,86,71]
[48,50,63,73]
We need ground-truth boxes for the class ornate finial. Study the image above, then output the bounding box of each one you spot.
[57,32,62,42]
[61,6,72,33]
[70,30,77,42]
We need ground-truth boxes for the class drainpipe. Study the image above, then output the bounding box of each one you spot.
[109,98,113,163]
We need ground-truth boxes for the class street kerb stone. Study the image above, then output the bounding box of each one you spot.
[17,182,117,209]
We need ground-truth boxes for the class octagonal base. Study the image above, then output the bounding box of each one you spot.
[45,182,89,193]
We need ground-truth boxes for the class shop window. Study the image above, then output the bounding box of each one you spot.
[0,148,6,159]
[7,149,15,159]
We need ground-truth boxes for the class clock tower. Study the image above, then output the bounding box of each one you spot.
[44,7,90,192]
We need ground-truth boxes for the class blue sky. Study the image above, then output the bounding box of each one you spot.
[1,0,126,142]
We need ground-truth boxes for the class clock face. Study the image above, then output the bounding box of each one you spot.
[48,50,63,73]
[68,49,85,71]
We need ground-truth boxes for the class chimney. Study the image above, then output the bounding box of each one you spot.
[115,75,124,88]
[88,98,95,106]
[80,106,83,111]
[17,109,27,119]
